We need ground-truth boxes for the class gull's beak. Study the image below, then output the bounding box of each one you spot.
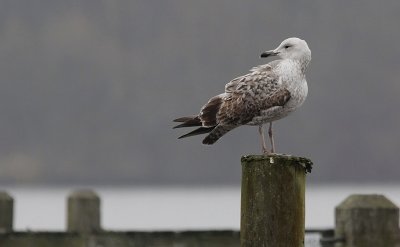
[260,50,279,58]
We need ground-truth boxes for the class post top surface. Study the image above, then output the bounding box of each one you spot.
[241,154,313,173]
[336,194,398,209]
[0,191,13,200]
[68,189,99,199]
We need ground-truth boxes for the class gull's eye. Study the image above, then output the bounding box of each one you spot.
[284,45,291,49]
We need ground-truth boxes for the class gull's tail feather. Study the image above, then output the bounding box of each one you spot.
[173,116,202,129]
[202,125,236,145]
[199,95,222,127]
[173,116,198,122]
[178,127,215,139]
[174,94,223,141]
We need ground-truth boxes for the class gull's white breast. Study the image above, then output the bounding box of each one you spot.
[247,59,308,125]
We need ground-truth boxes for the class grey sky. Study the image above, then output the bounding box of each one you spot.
[0,1,400,185]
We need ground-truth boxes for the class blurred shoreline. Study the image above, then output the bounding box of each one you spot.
[1,183,400,231]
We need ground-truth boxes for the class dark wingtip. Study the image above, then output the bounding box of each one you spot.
[172,116,202,129]
[202,137,216,145]
[173,116,197,122]
[173,123,185,129]
[177,134,191,139]
[177,127,215,140]
[173,118,184,122]
[177,133,193,139]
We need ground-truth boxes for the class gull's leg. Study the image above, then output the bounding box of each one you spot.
[258,125,270,154]
[268,122,276,153]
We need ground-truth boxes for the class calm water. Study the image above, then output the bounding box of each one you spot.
[2,184,400,246]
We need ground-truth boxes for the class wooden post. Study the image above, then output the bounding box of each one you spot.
[0,191,13,233]
[67,190,101,233]
[240,154,312,247]
[335,194,400,247]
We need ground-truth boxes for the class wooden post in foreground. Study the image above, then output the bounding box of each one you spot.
[240,154,312,247]
[0,191,13,233]
[67,190,101,233]
[335,194,400,247]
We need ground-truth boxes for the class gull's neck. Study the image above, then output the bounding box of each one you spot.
[297,54,311,73]
[279,55,311,75]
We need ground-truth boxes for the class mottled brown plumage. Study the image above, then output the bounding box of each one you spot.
[173,65,291,144]
[174,37,311,153]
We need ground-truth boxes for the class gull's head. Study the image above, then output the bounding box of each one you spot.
[261,37,311,62]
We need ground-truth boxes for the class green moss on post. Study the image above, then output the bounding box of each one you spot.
[240,154,312,247]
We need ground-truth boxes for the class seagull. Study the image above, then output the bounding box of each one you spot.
[173,37,311,154]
